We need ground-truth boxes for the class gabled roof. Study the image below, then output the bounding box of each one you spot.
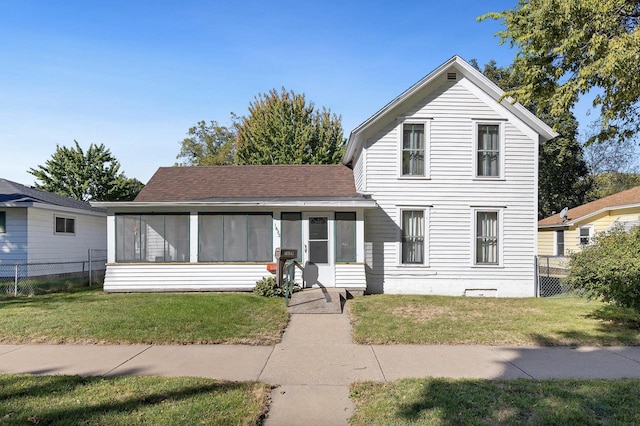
[0,178,99,212]
[133,165,366,202]
[539,185,640,227]
[343,55,559,165]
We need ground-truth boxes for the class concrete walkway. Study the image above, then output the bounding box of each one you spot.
[2,308,640,425]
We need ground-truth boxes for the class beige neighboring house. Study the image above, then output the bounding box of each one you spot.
[538,185,640,257]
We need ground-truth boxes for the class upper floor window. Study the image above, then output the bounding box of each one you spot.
[0,211,5,233]
[55,216,75,235]
[402,123,425,176]
[476,124,501,178]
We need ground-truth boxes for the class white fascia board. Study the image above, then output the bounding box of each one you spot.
[1,201,106,217]
[92,200,379,210]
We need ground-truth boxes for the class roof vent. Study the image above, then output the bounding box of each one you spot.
[447,72,457,80]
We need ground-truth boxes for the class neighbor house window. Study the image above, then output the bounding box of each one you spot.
[0,212,5,233]
[335,212,356,262]
[116,214,190,262]
[578,226,593,246]
[402,123,425,176]
[55,216,75,235]
[476,124,501,177]
[401,210,424,264]
[475,211,499,265]
[281,212,302,261]
[199,213,272,262]
[555,230,565,256]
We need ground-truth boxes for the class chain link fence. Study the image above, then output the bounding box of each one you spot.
[536,255,573,297]
[0,249,107,297]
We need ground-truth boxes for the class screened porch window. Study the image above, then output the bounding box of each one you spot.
[476,211,498,264]
[199,213,272,262]
[402,123,425,176]
[335,212,356,262]
[401,210,424,264]
[477,124,500,177]
[281,212,302,261]
[116,214,190,262]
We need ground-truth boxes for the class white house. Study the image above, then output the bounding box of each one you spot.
[95,56,557,297]
[0,178,107,277]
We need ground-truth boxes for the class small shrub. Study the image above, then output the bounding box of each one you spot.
[568,226,640,313]
[253,276,300,298]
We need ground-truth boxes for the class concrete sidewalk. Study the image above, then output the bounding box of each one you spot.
[2,311,640,425]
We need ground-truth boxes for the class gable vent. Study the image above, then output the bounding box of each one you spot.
[447,72,457,80]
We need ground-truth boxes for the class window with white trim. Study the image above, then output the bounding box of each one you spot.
[401,210,425,264]
[578,226,593,246]
[55,216,75,235]
[475,210,499,265]
[476,123,501,178]
[402,123,425,176]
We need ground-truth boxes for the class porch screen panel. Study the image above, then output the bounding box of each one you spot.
[165,215,190,262]
[141,215,165,262]
[281,212,302,261]
[224,214,248,261]
[116,215,140,262]
[335,212,356,262]
[199,215,223,261]
[248,214,272,261]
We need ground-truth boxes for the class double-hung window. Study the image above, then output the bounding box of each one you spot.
[555,230,565,256]
[578,226,593,246]
[476,123,501,178]
[401,210,425,264]
[402,123,425,176]
[475,210,499,265]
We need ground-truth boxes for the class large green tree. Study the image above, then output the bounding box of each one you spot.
[480,0,640,144]
[29,141,143,201]
[234,88,345,165]
[470,59,590,218]
[176,120,235,166]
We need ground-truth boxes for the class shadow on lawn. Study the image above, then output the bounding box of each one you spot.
[0,374,257,424]
[394,378,639,424]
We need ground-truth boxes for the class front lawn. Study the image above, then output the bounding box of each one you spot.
[0,374,268,425]
[0,287,288,345]
[350,378,640,425]
[349,295,640,346]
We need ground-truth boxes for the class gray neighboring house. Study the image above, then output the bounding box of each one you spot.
[0,178,107,276]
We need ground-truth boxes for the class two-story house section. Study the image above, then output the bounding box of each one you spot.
[343,56,558,297]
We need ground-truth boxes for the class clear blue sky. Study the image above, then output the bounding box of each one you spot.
[0,1,592,186]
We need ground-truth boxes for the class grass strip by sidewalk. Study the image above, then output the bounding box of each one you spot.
[0,287,288,345]
[0,374,268,425]
[349,295,640,346]
[350,378,640,425]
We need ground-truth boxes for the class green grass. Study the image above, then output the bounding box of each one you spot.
[0,374,269,425]
[349,295,640,346]
[349,378,640,425]
[0,287,288,345]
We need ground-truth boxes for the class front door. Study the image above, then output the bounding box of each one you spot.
[302,213,334,288]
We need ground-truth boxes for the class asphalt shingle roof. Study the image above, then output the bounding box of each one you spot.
[539,185,640,226]
[0,178,98,212]
[134,165,362,202]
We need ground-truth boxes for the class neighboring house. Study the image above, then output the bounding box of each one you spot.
[538,185,640,257]
[95,56,557,297]
[0,178,107,277]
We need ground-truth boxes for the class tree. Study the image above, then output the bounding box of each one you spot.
[480,0,640,144]
[176,120,235,166]
[29,141,143,201]
[234,88,345,165]
[568,226,640,314]
[470,59,590,218]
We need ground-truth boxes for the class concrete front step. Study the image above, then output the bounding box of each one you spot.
[286,288,346,314]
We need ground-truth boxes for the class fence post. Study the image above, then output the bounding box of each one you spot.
[88,248,92,286]
[534,256,539,297]
[14,264,18,297]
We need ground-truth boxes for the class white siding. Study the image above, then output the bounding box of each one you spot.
[352,148,365,192]
[0,208,28,269]
[104,263,272,292]
[335,263,367,291]
[26,207,107,263]
[363,78,537,297]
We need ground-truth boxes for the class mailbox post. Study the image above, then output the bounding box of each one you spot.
[275,248,298,306]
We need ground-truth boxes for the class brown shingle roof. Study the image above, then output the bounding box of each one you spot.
[539,185,640,226]
[135,165,361,202]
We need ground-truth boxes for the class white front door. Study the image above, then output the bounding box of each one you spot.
[302,213,334,288]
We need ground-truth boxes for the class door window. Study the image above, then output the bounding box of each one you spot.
[308,217,328,264]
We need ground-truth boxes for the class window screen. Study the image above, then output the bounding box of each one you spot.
[0,211,6,233]
[281,212,302,261]
[335,212,356,262]
[198,213,272,262]
[116,214,190,262]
